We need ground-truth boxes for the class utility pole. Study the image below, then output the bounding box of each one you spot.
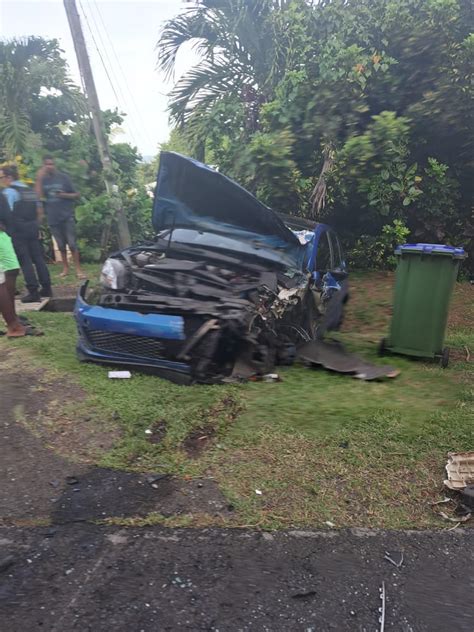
[63,0,131,249]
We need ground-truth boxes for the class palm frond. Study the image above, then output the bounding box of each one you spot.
[156,8,222,80]
[168,57,249,125]
[0,36,49,67]
[0,109,31,156]
[157,0,296,131]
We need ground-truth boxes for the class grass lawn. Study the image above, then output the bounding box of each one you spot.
[15,261,100,292]
[3,270,473,529]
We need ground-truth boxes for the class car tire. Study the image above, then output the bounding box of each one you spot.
[440,347,450,369]
[378,338,388,356]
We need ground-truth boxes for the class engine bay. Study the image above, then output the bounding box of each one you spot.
[94,240,315,382]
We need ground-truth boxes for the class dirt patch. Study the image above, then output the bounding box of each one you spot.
[0,350,230,525]
[50,472,229,523]
[448,281,474,330]
[448,346,472,364]
[0,366,89,523]
[1,351,120,463]
[183,424,217,458]
[51,282,82,298]
[341,271,395,334]
[147,419,167,444]
[41,296,75,312]
[182,395,241,458]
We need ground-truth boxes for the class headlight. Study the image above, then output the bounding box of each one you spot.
[100,258,128,290]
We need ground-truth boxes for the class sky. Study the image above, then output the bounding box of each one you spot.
[0,0,197,158]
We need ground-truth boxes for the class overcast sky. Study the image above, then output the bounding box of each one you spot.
[0,0,197,158]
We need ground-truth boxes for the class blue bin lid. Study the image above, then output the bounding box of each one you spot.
[395,243,466,258]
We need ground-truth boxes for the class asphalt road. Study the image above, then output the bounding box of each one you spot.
[1,525,473,631]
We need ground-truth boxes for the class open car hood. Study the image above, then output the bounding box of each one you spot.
[153,153,301,256]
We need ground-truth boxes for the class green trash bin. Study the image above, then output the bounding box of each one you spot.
[381,243,467,367]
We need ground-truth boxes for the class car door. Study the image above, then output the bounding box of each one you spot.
[307,227,348,336]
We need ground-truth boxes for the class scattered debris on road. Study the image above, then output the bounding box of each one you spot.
[291,590,317,600]
[384,551,404,569]
[146,474,171,488]
[0,555,15,573]
[379,581,386,632]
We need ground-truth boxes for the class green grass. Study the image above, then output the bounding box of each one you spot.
[8,311,239,472]
[16,261,100,292]
[3,273,473,529]
[234,351,461,438]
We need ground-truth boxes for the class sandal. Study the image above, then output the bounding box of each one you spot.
[7,325,44,338]
[0,317,30,334]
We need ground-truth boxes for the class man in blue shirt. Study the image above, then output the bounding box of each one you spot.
[0,165,52,303]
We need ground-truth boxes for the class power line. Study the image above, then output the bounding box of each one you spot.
[84,2,141,148]
[78,0,141,148]
[78,0,121,104]
[90,0,150,144]
[84,0,147,148]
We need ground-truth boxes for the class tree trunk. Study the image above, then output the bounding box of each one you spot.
[310,144,335,219]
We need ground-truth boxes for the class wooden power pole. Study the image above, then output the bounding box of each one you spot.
[63,0,131,249]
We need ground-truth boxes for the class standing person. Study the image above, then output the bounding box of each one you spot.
[36,156,85,278]
[0,165,52,303]
[0,191,41,337]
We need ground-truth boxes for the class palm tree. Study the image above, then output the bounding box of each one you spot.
[0,37,84,158]
[156,0,299,129]
[157,1,332,212]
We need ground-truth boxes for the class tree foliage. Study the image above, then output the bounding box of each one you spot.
[0,37,152,261]
[158,0,473,268]
[0,37,85,157]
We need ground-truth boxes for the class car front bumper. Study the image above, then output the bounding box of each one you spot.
[74,283,192,382]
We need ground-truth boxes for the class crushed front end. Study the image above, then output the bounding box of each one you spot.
[75,152,348,383]
[75,237,313,383]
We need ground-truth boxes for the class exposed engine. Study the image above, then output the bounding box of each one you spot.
[95,240,316,382]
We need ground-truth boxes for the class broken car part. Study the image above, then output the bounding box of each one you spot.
[296,339,399,380]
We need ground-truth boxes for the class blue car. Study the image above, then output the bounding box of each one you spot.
[75,152,348,384]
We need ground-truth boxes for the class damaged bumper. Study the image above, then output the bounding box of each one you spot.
[75,283,193,382]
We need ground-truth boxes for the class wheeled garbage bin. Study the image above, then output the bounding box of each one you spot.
[380,243,467,367]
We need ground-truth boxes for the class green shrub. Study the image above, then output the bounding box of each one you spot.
[348,220,410,269]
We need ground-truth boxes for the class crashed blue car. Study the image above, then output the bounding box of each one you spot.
[75,152,348,384]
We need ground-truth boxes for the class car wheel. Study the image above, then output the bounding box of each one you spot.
[440,347,450,369]
[378,338,388,356]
